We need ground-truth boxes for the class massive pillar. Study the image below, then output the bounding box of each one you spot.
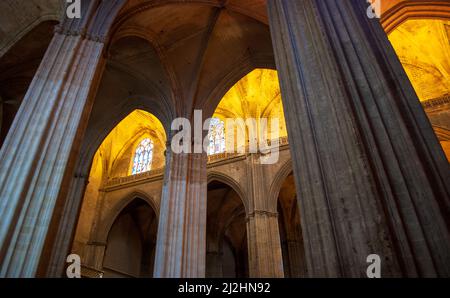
[153,149,208,277]
[246,211,284,277]
[267,0,450,277]
[279,200,307,277]
[0,0,127,278]
[246,154,284,278]
[0,32,105,277]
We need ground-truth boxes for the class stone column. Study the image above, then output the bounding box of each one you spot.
[246,211,284,278]
[42,173,90,277]
[246,154,284,277]
[153,150,208,277]
[284,227,307,277]
[77,188,109,274]
[0,31,105,277]
[267,0,450,277]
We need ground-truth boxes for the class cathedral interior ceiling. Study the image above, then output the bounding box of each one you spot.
[0,0,449,164]
[110,1,274,118]
[388,19,450,101]
[90,110,167,180]
[0,0,61,57]
[213,69,287,139]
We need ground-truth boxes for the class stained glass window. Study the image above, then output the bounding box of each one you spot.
[132,138,153,174]
[208,118,226,155]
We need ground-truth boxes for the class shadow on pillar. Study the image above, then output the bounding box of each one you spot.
[277,173,307,278]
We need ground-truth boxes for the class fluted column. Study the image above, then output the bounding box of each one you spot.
[268,0,450,277]
[280,216,307,277]
[246,211,284,278]
[246,154,284,277]
[0,32,105,277]
[42,173,91,277]
[153,150,207,277]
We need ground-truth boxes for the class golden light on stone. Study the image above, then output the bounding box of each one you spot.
[212,68,288,144]
[2,0,450,279]
[89,109,167,180]
[388,19,450,102]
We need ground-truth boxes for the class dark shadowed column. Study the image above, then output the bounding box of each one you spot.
[267,0,450,277]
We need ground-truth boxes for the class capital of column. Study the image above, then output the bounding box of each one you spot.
[54,26,107,43]
[56,0,127,43]
[246,210,278,221]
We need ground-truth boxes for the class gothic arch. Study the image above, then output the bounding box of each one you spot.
[268,159,294,212]
[109,0,269,38]
[94,191,158,244]
[0,1,61,57]
[201,61,276,119]
[81,99,172,179]
[381,0,450,34]
[107,29,182,114]
[207,171,248,215]
[0,21,58,146]
[97,0,276,122]
[1,16,61,58]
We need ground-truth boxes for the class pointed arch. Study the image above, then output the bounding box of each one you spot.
[95,191,158,244]
[268,159,294,212]
[207,171,248,215]
[381,0,450,34]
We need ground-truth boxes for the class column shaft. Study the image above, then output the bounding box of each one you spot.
[246,154,284,277]
[0,33,104,277]
[153,151,207,277]
[246,211,284,277]
[268,0,450,277]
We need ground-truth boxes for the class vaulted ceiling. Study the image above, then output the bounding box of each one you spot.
[0,0,61,57]
[388,19,450,101]
[89,109,167,180]
[1,0,449,159]
[108,0,274,119]
[213,68,288,139]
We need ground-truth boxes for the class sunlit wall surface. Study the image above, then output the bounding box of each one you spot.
[388,19,450,161]
[72,110,166,254]
[90,110,167,179]
[211,68,288,152]
[388,19,450,102]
